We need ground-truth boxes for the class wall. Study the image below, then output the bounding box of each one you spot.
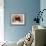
[40,0,46,27]
[0,0,4,42]
[40,0,46,45]
[4,0,40,42]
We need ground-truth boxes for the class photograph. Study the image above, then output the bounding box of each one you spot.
[11,14,25,25]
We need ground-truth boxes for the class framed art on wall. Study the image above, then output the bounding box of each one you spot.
[11,14,25,25]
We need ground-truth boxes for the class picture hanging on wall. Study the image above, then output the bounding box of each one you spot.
[11,14,25,25]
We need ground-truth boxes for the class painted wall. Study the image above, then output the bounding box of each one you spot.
[40,0,46,45]
[4,0,40,42]
[40,0,46,27]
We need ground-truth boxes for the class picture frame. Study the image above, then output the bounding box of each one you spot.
[11,14,25,25]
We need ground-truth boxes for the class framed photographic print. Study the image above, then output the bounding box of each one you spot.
[11,14,25,25]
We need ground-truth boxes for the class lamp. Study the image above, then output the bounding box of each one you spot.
[33,9,46,23]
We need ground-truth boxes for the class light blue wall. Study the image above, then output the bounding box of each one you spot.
[40,0,46,44]
[4,0,40,42]
[40,0,46,27]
